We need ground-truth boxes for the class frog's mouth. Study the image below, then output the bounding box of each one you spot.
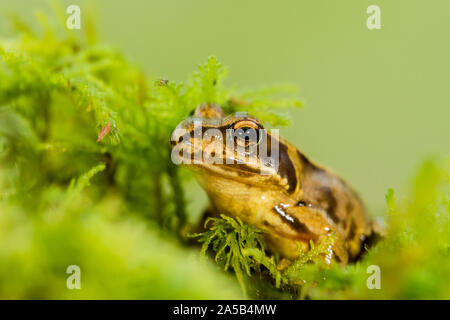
[172,148,275,175]
[192,162,270,178]
[191,163,292,196]
[170,146,291,194]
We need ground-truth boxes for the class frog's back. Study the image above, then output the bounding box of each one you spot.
[291,147,377,260]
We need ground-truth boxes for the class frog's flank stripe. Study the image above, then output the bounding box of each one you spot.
[272,205,313,236]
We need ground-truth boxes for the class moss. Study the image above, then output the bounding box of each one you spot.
[190,214,283,297]
[0,10,302,299]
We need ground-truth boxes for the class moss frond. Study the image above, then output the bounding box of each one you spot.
[190,214,279,295]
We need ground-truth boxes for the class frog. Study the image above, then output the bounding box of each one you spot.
[170,103,380,264]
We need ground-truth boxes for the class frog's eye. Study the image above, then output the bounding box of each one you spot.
[232,120,261,147]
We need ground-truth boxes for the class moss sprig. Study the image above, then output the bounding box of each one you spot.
[190,214,285,295]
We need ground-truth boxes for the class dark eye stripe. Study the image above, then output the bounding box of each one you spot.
[317,186,339,224]
[277,142,298,193]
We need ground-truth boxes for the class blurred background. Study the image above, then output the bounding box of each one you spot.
[1,0,448,216]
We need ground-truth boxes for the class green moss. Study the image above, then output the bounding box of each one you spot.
[0,10,302,299]
[190,214,283,297]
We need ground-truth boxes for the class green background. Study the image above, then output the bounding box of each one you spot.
[1,0,449,214]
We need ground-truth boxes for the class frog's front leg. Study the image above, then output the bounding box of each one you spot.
[262,204,349,264]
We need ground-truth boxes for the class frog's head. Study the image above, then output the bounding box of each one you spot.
[170,103,298,194]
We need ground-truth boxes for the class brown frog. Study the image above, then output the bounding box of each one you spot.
[171,103,379,264]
